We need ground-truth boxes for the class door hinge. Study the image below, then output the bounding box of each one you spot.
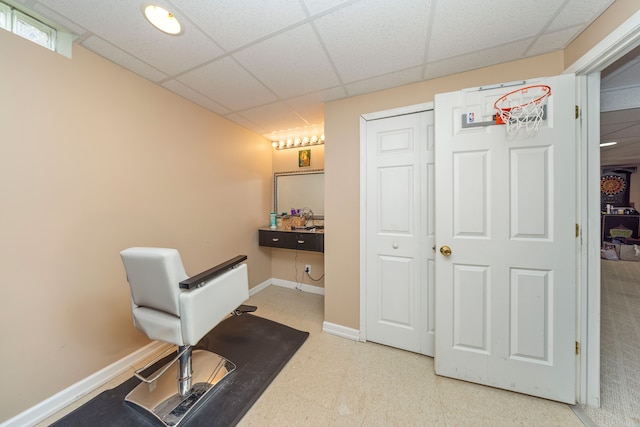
[576,341,581,355]
[576,224,580,237]
[575,105,580,119]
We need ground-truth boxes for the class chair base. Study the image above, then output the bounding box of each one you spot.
[233,304,257,315]
[125,350,236,426]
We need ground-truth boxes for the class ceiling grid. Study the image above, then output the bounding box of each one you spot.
[17,0,619,140]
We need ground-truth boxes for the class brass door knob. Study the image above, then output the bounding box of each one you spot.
[440,246,452,256]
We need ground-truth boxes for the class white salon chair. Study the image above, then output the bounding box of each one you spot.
[120,247,253,426]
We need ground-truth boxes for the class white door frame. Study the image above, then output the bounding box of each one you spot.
[359,102,433,342]
[565,9,640,407]
[357,10,640,403]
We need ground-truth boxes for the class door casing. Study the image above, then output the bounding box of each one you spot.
[565,9,640,407]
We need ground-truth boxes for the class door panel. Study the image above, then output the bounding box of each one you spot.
[453,264,489,352]
[379,166,413,233]
[510,268,551,362]
[365,110,434,356]
[379,255,413,325]
[435,74,576,403]
[454,151,489,237]
[510,147,551,238]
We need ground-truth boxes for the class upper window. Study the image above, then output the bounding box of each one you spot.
[0,1,72,57]
[13,10,56,51]
[0,3,10,31]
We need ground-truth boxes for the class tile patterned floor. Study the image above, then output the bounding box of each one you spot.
[238,286,582,427]
[40,285,584,426]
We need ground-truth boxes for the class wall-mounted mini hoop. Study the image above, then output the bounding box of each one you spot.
[494,85,551,135]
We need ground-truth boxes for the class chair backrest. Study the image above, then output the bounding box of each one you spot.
[120,247,188,316]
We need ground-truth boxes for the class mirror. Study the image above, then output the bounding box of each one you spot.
[275,170,324,217]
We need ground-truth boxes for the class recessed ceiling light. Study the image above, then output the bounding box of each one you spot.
[600,141,617,147]
[143,5,182,35]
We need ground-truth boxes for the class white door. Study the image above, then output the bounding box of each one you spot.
[434,74,577,403]
[364,110,435,356]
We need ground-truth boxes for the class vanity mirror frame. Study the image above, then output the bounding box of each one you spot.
[274,169,324,218]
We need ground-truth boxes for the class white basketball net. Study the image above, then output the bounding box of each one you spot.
[494,85,551,136]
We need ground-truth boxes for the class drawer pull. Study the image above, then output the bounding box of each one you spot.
[272,238,280,242]
[297,240,305,244]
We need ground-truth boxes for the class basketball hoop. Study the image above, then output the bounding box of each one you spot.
[494,85,551,136]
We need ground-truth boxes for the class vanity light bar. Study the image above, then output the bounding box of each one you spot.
[271,134,325,150]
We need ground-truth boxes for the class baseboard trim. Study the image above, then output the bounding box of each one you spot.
[249,278,272,296]
[270,278,325,295]
[4,279,324,426]
[322,321,360,341]
[1,341,169,427]
[570,406,598,427]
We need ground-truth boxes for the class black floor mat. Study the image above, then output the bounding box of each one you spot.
[50,314,309,426]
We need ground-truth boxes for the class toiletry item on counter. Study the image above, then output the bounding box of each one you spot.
[270,212,277,229]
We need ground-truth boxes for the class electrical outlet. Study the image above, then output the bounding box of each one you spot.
[305,264,311,274]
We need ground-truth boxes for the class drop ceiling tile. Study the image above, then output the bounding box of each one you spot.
[162,80,231,116]
[32,2,88,36]
[313,0,431,83]
[424,39,533,81]
[601,143,640,165]
[293,86,347,103]
[601,109,640,126]
[526,26,583,57]
[601,147,640,165]
[223,113,269,136]
[285,88,346,124]
[233,24,341,99]
[26,0,622,141]
[36,0,225,75]
[601,122,640,140]
[174,0,308,51]
[602,61,640,89]
[82,36,168,82]
[301,0,355,16]
[237,102,309,133]
[617,123,640,139]
[427,0,562,62]
[601,86,640,112]
[345,66,424,98]
[177,57,278,111]
[548,0,614,32]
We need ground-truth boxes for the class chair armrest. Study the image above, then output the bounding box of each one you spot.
[179,255,247,290]
[179,263,249,345]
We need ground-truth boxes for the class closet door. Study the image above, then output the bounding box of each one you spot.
[363,110,434,356]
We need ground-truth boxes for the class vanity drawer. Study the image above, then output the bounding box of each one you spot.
[258,229,324,253]
[294,232,324,252]
[259,230,296,248]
